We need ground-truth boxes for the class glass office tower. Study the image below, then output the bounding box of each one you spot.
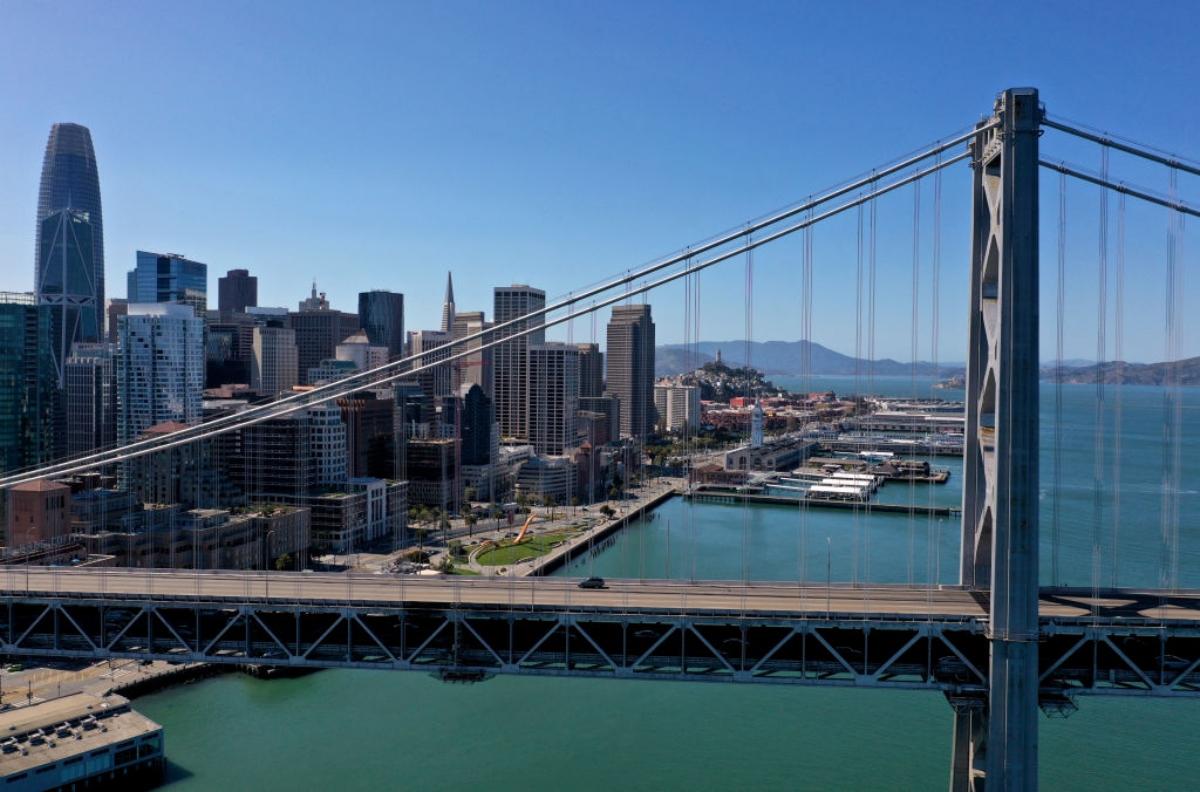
[34,121,105,338]
[37,209,99,384]
[128,251,208,313]
[357,290,405,357]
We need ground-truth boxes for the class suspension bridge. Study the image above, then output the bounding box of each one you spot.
[1,87,1197,790]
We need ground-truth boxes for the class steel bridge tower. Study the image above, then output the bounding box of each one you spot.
[956,88,1042,790]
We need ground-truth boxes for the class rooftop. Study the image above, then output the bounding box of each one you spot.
[0,693,161,776]
[9,479,69,493]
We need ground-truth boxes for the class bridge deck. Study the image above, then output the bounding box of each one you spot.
[3,568,1199,625]
[0,569,1198,700]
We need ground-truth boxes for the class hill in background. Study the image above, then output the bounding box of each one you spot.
[655,340,961,378]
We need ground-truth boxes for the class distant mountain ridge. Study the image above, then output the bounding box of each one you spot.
[1042,357,1200,386]
[654,340,1197,386]
[655,340,963,378]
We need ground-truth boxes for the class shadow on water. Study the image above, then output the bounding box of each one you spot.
[162,759,195,784]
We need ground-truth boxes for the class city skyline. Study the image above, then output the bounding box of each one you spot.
[2,3,1198,363]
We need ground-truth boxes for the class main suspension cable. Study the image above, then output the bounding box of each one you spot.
[1,152,969,487]
[5,130,990,487]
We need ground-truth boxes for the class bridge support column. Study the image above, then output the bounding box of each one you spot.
[949,699,987,792]
[959,87,1042,790]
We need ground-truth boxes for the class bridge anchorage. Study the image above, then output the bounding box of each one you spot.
[2,86,1199,790]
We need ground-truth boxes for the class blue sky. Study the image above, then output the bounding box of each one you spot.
[1,1,1197,362]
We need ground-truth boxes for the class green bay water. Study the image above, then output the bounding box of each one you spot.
[135,382,1199,789]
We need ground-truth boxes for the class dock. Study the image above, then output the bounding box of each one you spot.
[684,487,959,517]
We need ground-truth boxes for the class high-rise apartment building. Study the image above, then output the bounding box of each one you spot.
[116,303,204,442]
[35,123,104,351]
[577,343,603,397]
[408,329,453,404]
[64,341,117,456]
[218,268,258,313]
[0,294,57,473]
[606,304,656,440]
[337,392,397,479]
[493,285,545,440]
[37,209,100,384]
[251,325,299,397]
[528,343,580,457]
[578,395,620,444]
[357,290,405,357]
[654,384,701,432]
[453,311,493,397]
[128,251,208,313]
[237,404,347,500]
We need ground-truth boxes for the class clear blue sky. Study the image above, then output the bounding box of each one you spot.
[2,1,1196,362]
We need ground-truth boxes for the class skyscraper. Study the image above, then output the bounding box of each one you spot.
[408,329,453,405]
[0,294,58,474]
[493,285,545,440]
[128,251,208,312]
[64,341,117,456]
[35,123,104,355]
[218,268,258,313]
[606,304,656,440]
[289,301,359,385]
[440,272,456,333]
[357,290,404,357]
[251,325,299,397]
[116,303,204,442]
[452,310,493,397]
[576,343,604,397]
[461,384,495,466]
[528,343,580,457]
[37,209,99,384]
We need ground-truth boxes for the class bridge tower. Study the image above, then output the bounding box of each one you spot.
[956,88,1042,790]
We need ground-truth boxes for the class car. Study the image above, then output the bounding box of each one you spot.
[578,576,606,590]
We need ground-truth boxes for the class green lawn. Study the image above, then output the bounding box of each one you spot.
[475,532,575,566]
[446,565,480,576]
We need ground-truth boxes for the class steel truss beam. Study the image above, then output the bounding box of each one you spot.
[2,598,1195,704]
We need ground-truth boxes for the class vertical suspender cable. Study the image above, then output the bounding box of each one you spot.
[1054,172,1067,588]
[1160,167,1185,594]
[866,181,877,596]
[1111,192,1126,588]
[1092,146,1110,610]
[929,162,942,598]
[908,180,920,587]
[853,202,864,588]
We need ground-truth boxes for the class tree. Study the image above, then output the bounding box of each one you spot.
[570,496,581,516]
[464,512,478,537]
[599,504,615,519]
[411,523,434,555]
[274,553,293,572]
[464,486,478,504]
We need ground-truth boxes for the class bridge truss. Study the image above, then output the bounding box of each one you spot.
[3,585,1199,704]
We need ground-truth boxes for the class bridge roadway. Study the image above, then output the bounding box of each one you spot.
[4,567,1200,623]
